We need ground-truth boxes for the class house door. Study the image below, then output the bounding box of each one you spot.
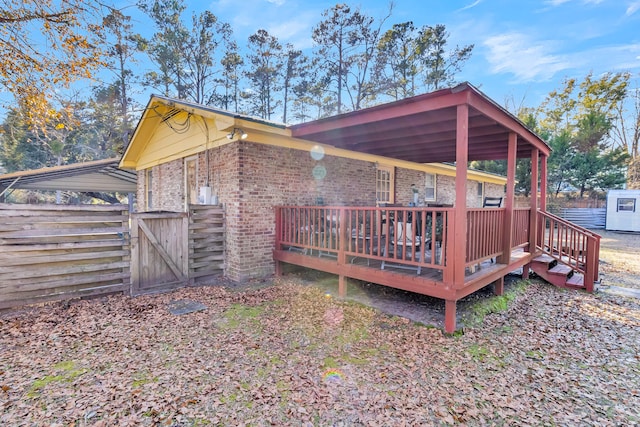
[185,156,198,209]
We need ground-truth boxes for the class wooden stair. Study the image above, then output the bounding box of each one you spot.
[530,254,585,290]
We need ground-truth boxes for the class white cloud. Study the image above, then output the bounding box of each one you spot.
[267,0,285,5]
[457,0,482,12]
[627,1,640,16]
[267,12,317,49]
[483,32,572,82]
[544,0,605,5]
[581,43,640,70]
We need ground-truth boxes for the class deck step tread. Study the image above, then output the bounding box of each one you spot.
[566,273,584,287]
[533,254,555,264]
[548,264,573,276]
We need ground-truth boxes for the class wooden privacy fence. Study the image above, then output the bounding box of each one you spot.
[0,203,130,310]
[130,205,225,295]
[1,203,225,308]
[189,205,225,284]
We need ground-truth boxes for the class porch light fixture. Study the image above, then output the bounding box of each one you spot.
[227,128,248,140]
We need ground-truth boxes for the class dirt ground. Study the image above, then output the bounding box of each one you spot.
[596,230,640,289]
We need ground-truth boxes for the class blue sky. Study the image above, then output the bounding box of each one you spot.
[3,0,639,121]
[181,0,640,111]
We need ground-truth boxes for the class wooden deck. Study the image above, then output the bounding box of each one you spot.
[275,245,532,300]
[274,206,537,332]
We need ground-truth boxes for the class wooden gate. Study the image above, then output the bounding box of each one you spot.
[130,212,189,295]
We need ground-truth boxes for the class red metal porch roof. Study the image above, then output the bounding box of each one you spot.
[289,83,550,163]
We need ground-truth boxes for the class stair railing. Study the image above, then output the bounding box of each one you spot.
[537,210,601,292]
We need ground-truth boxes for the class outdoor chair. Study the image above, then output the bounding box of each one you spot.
[483,197,503,207]
[381,218,423,274]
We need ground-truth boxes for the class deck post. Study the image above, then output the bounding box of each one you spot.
[529,149,539,253]
[453,104,469,287]
[585,237,597,292]
[445,300,457,333]
[338,208,348,297]
[338,275,347,297]
[500,132,517,264]
[274,207,283,277]
[540,155,548,211]
[494,277,504,296]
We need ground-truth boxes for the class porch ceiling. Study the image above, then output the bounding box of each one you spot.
[290,83,550,164]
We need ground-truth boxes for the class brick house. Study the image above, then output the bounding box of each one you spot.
[121,83,603,332]
[121,93,506,282]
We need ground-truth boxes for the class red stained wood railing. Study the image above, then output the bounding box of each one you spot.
[512,208,531,248]
[537,210,601,291]
[465,208,504,265]
[275,206,451,272]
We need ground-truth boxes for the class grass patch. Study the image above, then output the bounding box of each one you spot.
[28,360,87,397]
[222,303,266,329]
[132,371,159,388]
[467,344,490,362]
[463,280,529,327]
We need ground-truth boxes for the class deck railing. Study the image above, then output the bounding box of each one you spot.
[512,207,531,248]
[466,208,504,265]
[276,206,452,272]
[537,210,601,291]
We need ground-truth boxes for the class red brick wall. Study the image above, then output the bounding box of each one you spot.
[225,141,377,280]
[136,161,184,212]
[395,168,425,205]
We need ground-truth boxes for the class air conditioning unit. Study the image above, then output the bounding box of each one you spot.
[199,186,212,204]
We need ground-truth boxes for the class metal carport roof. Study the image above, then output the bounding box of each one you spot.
[0,158,137,197]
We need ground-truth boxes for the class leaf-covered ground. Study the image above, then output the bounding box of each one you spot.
[1,278,639,426]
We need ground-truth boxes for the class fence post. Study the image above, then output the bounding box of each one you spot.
[130,214,140,295]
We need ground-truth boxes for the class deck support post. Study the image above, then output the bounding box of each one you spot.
[494,277,504,296]
[528,149,539,253]
[275,260,282,277]
[445,300,457,333]
[338,275,347,297]
[522,263,530,279]
[274,207,283,277]
[499,132,517,264]
[453,104,469,287]
[540,156,547,211]
[337,208,348,298]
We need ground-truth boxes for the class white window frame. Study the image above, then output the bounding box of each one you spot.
[184,156,198,211]
[477,181,484,201]
[145,168,153,210]
[424,173,436,202]
[617,198,636,212]
[376,165,395,204]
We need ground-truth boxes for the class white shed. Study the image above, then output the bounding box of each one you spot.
[606,189,640,232]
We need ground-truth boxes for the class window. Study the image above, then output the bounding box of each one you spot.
[477,182,484,201]
[425,173,436,201]
[617,198,636,212]
[376,165,394,204]
[184,156,198,209]
[145,169,153,210]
